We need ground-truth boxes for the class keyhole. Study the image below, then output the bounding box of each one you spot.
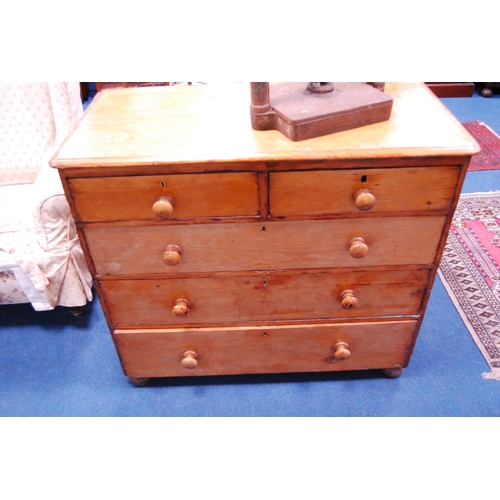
[262,226,266,232]
[160,181,166,188]
[361,175,367,183]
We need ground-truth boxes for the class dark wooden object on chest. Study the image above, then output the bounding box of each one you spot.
[94,82,170,92]
[425,83,475,98]
[250,82,393,141]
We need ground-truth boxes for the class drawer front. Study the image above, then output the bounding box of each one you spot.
[68,172,260,222]
[100,269,429,327]
[269,166,460,216]
[112,320,417,378]
[85,216,446,275]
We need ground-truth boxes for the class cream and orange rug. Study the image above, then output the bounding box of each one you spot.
[439,191,500,379]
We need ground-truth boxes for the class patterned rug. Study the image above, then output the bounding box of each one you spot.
[463,121,500,171]
[438,192,500,379]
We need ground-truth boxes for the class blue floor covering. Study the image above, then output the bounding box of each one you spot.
[1,87,500,417]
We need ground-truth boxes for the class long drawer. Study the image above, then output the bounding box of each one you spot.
[269,166,460,216]
[100,269,429,327]
[68,172,260,222]
[85,216,447,275]
[112,320,417,378]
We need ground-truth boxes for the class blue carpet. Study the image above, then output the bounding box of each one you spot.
[2,86,500,417]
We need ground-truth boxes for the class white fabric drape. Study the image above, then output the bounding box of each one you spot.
[0,82,92,310]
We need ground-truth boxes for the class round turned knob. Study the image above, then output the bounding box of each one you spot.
[152,195,175,219]
[162,244,181,266]
[353,188,376,211]
[182,350,198,369]
[349,237,369,259]
[333,342,351,361]
[172,298,190,318]
[340,290,359,310]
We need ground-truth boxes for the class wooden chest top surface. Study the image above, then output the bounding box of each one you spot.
[51,82,479,170]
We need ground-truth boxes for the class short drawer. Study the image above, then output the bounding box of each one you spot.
[100,269,429,327]
[68,172,260,222]
[112,320,417,378]
[85,216,447,275]
[269,166,460,216]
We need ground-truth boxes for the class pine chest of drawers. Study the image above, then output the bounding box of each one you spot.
[51,82,479,386]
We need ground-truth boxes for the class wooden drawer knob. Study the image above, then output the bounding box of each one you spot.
[333,342,351,361]
[152,195,175,219]
[349,237,369,258]
[182,350,198,369]
[162,244,181,266]
[172,298,190,318]
[353,188,376,211]
[340,290,358,310]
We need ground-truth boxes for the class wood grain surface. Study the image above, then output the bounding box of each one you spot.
[84,216,447,275]
[112,320,417,378]
[51,83,479,170]
[100,269,429,327]
[69,172,260,222]
[50,82,479,381]
[269,166,459,216]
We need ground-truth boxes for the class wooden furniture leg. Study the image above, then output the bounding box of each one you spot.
[382,367,404,378]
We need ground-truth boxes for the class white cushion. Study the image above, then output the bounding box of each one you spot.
[0,82,92,310]
[0,183,34,233]
[0,83,56,186]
